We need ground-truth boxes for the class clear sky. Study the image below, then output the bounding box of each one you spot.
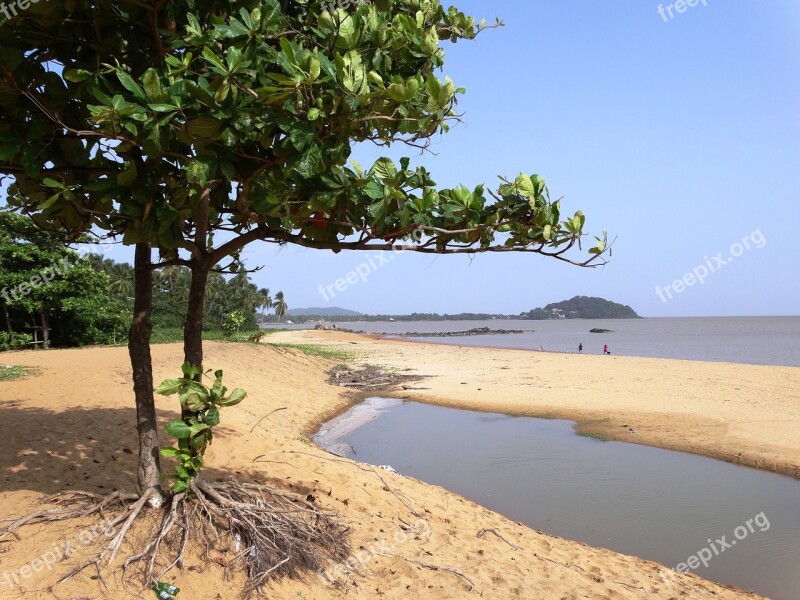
[20,1,800,317]
[260,0,800,317]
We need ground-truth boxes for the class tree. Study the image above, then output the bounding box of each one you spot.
[258,287,273,318]
[0,212,129,348]
[0,0,608,591]
[274,290,288,322]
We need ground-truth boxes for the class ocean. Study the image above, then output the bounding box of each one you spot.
[270,316,800,367]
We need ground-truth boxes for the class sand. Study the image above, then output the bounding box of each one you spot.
[1,331,795,599]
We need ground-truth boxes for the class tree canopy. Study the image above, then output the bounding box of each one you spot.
[1,0,606,265]
[0,2,610,591]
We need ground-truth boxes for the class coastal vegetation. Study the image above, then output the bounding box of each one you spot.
[0,212,129,349]
[1,0,607,594]
[0,212,286,350]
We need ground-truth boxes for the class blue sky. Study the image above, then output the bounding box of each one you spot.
[27,1,800,317]
[262,0,800,317]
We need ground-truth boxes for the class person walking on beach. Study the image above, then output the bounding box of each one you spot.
[603,344,609,355]
[578,343,583,353]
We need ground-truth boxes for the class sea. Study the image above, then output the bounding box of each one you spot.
[268,316,800,367]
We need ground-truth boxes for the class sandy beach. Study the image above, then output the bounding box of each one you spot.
[2,332,797,599]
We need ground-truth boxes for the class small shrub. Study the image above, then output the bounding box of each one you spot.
[157,362,247,493]
[0,332,34,351]
[247,330,266,343]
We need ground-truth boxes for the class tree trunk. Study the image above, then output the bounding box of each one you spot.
[182,264,209,418]
[40,312,49,349]
[128,243,164,508]
[183,264,208,371]
[2,303,12,339]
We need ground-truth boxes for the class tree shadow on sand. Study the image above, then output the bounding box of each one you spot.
[0,405,313,499]
[1,405,350,594]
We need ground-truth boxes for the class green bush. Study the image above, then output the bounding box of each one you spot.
[0,332,34,351]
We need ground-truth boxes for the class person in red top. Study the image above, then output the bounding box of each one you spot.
[603,344,609,355]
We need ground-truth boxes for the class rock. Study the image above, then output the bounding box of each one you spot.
[589,328,613,333]
[383,327,528,338]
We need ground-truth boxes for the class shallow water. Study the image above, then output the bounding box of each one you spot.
[314,398,800,600]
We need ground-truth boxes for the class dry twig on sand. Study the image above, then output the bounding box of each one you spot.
[476,527,524,551]
[374,552,476,592]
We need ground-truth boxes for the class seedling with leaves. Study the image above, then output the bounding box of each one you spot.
[156,362,246,492]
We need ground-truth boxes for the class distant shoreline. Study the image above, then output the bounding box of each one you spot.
[262,316,800,368]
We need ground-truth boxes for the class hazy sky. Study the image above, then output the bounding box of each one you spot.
[14,1,800,317]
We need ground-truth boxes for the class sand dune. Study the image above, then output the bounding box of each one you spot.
[1,334,787,599]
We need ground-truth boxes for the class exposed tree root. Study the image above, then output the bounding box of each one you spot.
[0,480,350,597]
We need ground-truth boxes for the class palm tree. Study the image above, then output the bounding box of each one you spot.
[273,291,288,322]
[258,287,272,309]
[205,272,229,326]
[108,263,134,301]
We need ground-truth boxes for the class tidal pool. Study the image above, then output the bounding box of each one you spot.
[314,398,800,599]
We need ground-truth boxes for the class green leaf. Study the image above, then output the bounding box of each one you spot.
[295,144,322,177]
[63,68,93,82]
[220,388,246,407]
[205,407,220,427]
[160,447,180,457]
[183,393,208,411]
[116,70,146,101]
[387,83,408,102]
[202,47,228,73]
[171,481,189,493]
[186,117,222,139]
[165,419,192,439]
[514,174,536,201]
[117,163,138,187]
[181,362,203,379]
[155,378,185,396]
[188,422,209,436]
[367,71,385,89]
[371,158,397,181]
[148,103,179,113]
[142,69,167,103]
[42,178,65,189]
[0,142,20,161]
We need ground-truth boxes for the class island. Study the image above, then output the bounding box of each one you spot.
[521,296,639,320]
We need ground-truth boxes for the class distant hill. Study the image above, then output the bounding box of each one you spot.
[522,296,639,320]
[285,307,363,317]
